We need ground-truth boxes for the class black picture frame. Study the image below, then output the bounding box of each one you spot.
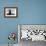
[4,7,18,18]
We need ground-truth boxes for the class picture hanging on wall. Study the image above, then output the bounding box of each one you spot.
[4,7,18,18]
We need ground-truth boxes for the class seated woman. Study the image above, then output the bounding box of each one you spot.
[7,10,14,15]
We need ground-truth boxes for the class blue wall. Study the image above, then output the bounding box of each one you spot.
[0,0,46,44]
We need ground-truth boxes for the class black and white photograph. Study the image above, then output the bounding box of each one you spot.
[4,7,18,18]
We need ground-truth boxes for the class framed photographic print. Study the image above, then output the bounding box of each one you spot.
[4,7,18,18]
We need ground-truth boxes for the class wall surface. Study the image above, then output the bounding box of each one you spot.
[0,0,46,45]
